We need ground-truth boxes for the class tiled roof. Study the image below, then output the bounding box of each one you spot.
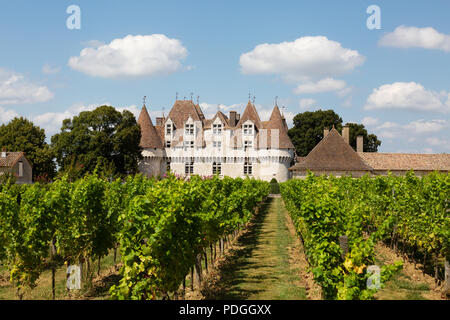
[289,128,372,171]
[0,152,25,168]
[137,100,295,151]
[359,153,450,172]
[205,111,230,129]
[137,105,163,149]
[166,100,203,129]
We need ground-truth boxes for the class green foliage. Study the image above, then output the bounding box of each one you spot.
[110,174,270,299]
[0,117,56,180]
[51,105,142,178]
[288,110,342,157]
[345,123,381,153]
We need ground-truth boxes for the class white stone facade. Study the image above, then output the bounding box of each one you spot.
[138,101,295,182]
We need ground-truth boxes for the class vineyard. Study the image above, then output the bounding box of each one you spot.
[281,172,449,299]
[0,171,448,300]
[0,174,270,299]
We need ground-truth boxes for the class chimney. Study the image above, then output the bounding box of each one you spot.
[342,126,350,144]
[357,135,363,153]
[156,117,164,126]
[323,128,329,138]
[1,147,6,158]
[229,111,237,127]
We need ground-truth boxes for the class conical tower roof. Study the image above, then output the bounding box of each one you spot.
[137,105,163,149]
[260,105,294,149]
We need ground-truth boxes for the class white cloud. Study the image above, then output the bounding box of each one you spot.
[0,68,54,105]
[379,26,450,52]
[361,116,379,127]
[239,36,365,80]
[364,82,450,113]
[81,40,105,48]
[68,34,188,78]
[42,64,61,75]
[403,119,447,133]
[0,106,19,124]
[293,78,347,94]
[299,98,317,109]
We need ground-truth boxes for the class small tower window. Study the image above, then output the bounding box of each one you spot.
[212,162,221,175]
[185,162,194,175]
[244,161,252,175]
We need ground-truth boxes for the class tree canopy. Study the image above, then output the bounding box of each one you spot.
[51,105,142,179]
[287,110,381,156]
[0,117,55,180]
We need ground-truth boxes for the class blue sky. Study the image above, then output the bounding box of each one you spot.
[0,0,449,153]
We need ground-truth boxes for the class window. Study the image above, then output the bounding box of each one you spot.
[244,161,252,175]
[166,161,171,172]
[185,162,194,175]
[18,161,23,177]
[244,140,252,149]
[165,140,171,148]
[184,141,194,148]
[213,141,222,148]
[243,124,253,135]
[185,123,194,135]
[212,162,221,175]
[166,124,172,135]
[213,123,222,134]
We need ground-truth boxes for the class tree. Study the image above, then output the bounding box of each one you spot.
[287,110,381,156]
[51,105,142,177]
[288,110,343,157]
[0,117,56,180]
[345,123,381,153]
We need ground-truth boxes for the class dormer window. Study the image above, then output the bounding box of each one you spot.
[185,123,194,135]
[213,123,222,134]
[166,123,172,135]
[243,124,253,135]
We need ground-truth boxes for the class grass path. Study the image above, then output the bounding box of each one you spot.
[201,196,307,300]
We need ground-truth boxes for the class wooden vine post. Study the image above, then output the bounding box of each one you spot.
[445,260,450,297]
[339,235,349,259]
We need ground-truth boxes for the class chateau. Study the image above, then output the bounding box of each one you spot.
[137,99,296,182]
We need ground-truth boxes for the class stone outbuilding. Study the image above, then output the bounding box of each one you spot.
[0,150,33,184]
[289,127,450,177]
